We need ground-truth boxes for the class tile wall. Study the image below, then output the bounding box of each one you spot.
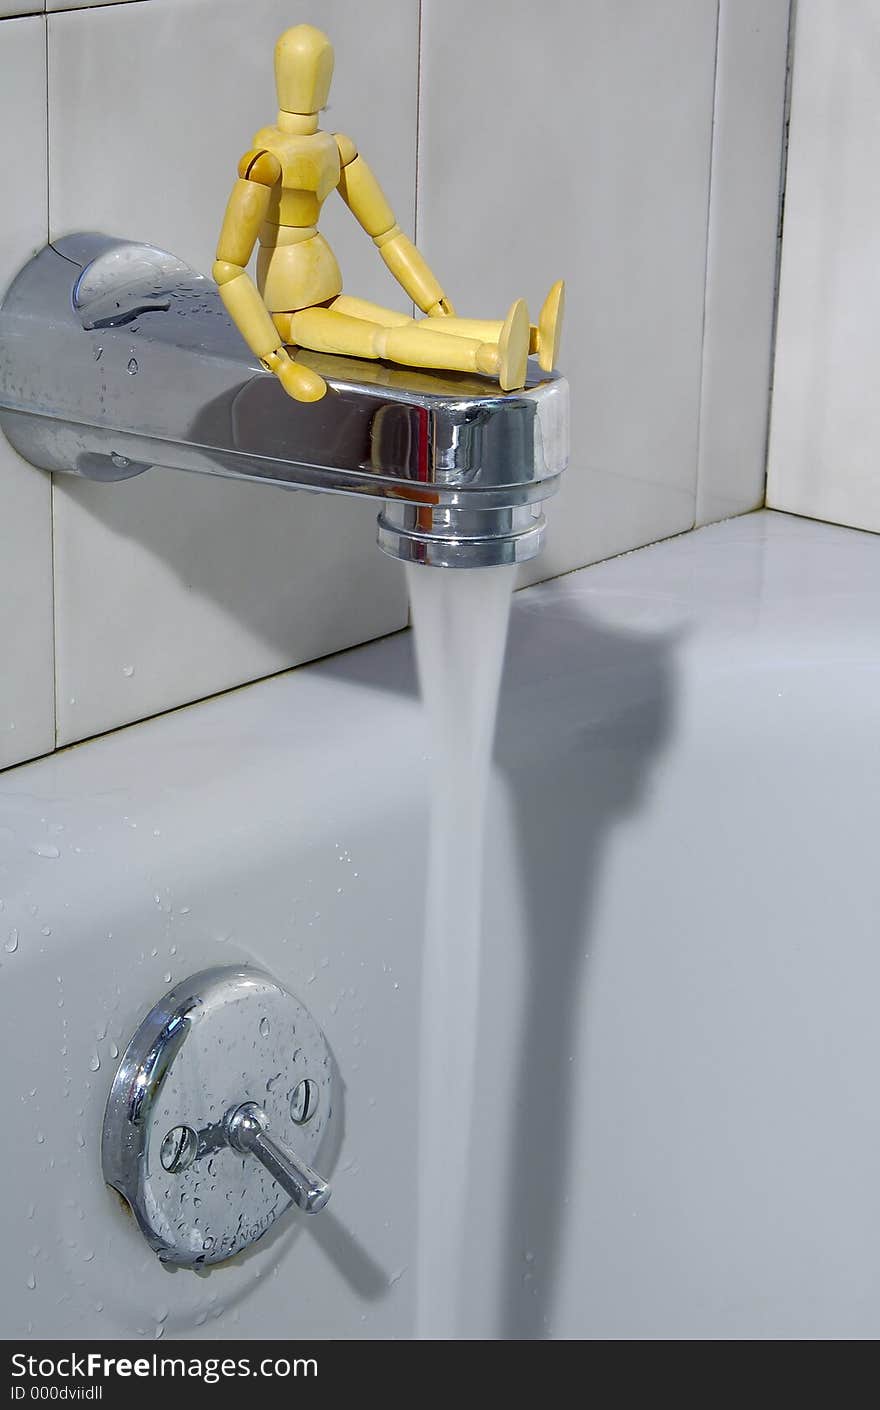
[0,0,790,768]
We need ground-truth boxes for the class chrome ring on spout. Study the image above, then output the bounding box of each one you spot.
[377,501,547,569]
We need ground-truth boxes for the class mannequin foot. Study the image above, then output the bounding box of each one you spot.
[537,280,565,372]
[493,298,530,390]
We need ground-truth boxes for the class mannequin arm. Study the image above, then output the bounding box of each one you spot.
[213,150,326,401]
[213,150,286,358]
[334,133,455,316]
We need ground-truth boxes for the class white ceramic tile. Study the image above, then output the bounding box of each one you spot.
[0,5,44,17]
[0,16,55,769]
[418,0,719,586]
[48,0,415,743]
[767,1,880,534]
[694,0,790,526]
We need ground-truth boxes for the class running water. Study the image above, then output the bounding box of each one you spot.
[407,561,516,1340]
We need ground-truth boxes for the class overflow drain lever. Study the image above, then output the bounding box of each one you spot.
[102,966,336,1266]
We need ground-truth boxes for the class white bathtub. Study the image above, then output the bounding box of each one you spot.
[2,508,879,1341]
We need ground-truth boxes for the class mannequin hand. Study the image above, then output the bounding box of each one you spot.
[262,348,327,402]
[426,297,456,317]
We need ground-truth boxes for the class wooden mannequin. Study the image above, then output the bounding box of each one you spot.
[215,24,564,402]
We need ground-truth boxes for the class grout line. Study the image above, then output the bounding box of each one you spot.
[0,3,146,15]
[49,478,60,751]
[406,0,425,629]
[41,3,148,13]
[3,621,413,775]
[43,9,61,749]
[43,9,49,241]
[524,507,767,594]
[414,0,423,251]
[761,0,798,506]
[690,0,722,532]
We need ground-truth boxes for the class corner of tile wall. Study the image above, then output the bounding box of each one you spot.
[44,0,415,748]
[0,11,55,770]
[694,0,791,528]
[766,0,880,535]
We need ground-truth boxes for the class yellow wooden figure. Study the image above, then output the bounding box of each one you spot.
[214,23,564,403]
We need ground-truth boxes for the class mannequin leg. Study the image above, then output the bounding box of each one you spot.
[328,294,411,326]
[285,297,529,389]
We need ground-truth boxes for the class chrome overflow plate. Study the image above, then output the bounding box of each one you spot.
[102,966,335,1267]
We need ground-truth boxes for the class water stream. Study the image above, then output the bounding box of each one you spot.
[407,562,516,1340]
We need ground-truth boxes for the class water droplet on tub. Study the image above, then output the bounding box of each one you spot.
[94,347,103,361]
[259,1017,270,1038]
[89,1054,100,1072]
[110,1042,119,1059]
[127,357,138,375]
[122,664,135,678]
[163,971,172,983]
[5,929,19,953]
[26,1273,36,1290]
[35,1133,45,1145]
[31,842,60,859]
